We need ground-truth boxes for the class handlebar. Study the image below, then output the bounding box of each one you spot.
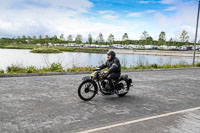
[93,68,108,77]
[93,68,101,71]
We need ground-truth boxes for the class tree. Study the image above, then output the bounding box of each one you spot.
[52,35,58,44]
[27,36,32,44]
[139,31,150,45]
[39,35,44,47]
[122,33,128,41]
[22,35,27,44]
[122,33,129,45]
[32,36,37,44]
[97,33,104,44]
[88,34,93,44]
[16,36,21,44]
[168,38,174,46]
[59,34,64,43]
[198,40,200,45]
[158,31,166,45]
[60,34,64,40]
[75,34,82,44]
[146,36,153,45]
[67,35,73,43]
[180,30,189,43]
[45,35,50,47]
[141,31,149,40]
[107,34,114,45]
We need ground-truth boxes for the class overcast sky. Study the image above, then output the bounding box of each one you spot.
[0,0,199,41]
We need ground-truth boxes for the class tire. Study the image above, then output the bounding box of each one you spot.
[117,79,130,97]
[78,79,98,101]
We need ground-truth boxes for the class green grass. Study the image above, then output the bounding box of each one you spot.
[54,46,108,53]
[67,66,96,72]
[30,47,107,54]
[121,63,192,70]
[4,63,65,74]
[1,62,200,75]
[31,47,62,53]
[0,44,109,53]
[0,44,38,49]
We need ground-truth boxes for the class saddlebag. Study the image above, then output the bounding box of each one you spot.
[120,75,132,84]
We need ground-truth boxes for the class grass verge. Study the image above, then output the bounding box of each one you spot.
[0,62,200,75]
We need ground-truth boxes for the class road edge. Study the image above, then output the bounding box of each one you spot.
[0,67,200,78]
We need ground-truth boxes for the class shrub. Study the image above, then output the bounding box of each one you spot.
[50,63,64,72]
[26,66,37,73]
[121,66,128,70]
[0,69,4,74]
[150,64,158,69]
[6,65,25,73]
[196,62,200,67]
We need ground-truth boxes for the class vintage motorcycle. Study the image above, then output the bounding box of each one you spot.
[78,68,132,101]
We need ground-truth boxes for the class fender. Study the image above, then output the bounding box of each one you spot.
[82,76,91,81]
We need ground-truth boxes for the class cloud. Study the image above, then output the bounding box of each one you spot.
[156,1,197,26]
[127,10,156,17]
[174,25,195,41]
[127,12,143,17]
[145,10,156,13]
[154,0,198,41]
[164,6,177,11]
[154,12,169,27]
[0,0,94,13]
[98,10,119,20]
[0,0,141,40]
[138,0,179,5]
[102,15,119,20]
[0,0,94,37]
[138,1,150,4]
[0,0,198,42]
[160,0,176,4]
[98,10,116,14]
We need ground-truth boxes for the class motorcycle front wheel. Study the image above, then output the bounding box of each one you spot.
[78,80,98,101]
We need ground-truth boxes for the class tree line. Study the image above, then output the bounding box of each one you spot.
[0,30,197,46]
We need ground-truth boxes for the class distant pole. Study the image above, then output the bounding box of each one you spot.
[193,0,200,67]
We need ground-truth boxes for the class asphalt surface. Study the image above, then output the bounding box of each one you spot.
[0,68,200,133]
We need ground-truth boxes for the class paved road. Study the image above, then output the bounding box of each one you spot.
[0,68,200,133]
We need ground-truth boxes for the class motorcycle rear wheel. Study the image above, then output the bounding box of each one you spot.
[78,80,97,101]
[117,79,130,97]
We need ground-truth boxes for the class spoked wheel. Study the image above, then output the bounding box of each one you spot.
[117,80,129,97]
[78,80,97,101]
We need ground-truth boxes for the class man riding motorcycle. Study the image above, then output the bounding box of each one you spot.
[78,50,132,101]
[97,50,121,91]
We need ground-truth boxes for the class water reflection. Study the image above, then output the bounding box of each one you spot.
[0,49,200,70]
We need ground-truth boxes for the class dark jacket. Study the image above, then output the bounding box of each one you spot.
[99,57,121,75]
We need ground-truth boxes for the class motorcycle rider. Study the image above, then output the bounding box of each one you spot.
[98,50,121,91]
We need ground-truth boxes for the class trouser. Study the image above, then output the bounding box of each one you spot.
[106,73,120,90]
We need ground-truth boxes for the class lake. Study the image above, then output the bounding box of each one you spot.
[0,49,200,70]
